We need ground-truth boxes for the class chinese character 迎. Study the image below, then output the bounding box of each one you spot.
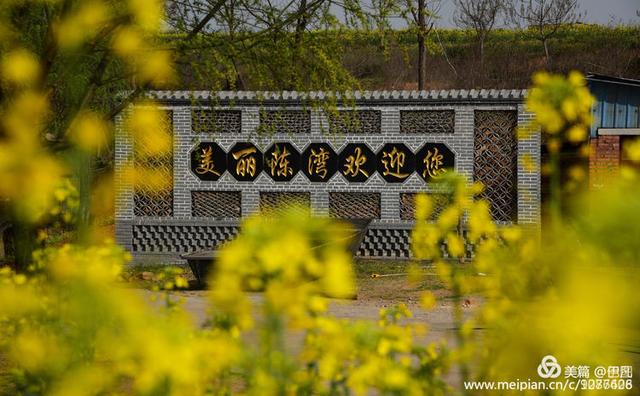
[233,147,258,177]
[565,366,578,379]
[343,146,369,178]
[267,146,293,177]
[423,147,446,179]
[196,146,221,176]
[308,147,330,179]
[381,146,410,179]
[577,366,590,379]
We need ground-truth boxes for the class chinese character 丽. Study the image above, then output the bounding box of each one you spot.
[233,147,257,177]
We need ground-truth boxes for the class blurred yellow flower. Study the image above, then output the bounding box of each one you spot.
[1,49,40,85]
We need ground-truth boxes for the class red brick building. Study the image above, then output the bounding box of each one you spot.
[587,74,640,189]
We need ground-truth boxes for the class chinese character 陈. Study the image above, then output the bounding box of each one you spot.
[343,147,369,178]
[381,146,410,179]
[308,147,330,179]
[267,146,293,177]
[233,147,258,177]
[423,147,446,179]
[196,146,221,176]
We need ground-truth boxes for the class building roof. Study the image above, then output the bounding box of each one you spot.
[145,89,527,105]
[586,73,640,88]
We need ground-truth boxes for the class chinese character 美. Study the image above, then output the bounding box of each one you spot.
[381,146,410,179]
[577,366,590,379]
[343,146,369,178]
[308,147,330,179]
[233,147,258,177]
[565,366,578,379]
[196,146,221,176]
[423,147,446,179]
[620,366,633,379]
[267,146,293,177]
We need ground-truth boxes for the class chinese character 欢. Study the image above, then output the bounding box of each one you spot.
[381,146,410,179]
[308,147,330,179]
[196,146,221,176]
[233,147,258,177]
[423,147,446,179]
[343,146,369,178]
[267,146,293,177]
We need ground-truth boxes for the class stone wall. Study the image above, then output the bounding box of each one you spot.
[114,90,540,263]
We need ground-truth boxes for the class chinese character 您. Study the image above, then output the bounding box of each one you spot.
[308,147,330,179]
[423,147,446,179]
[233,147,258,177]
[267,146,293,177]
[381,146,410,179]
[195,146,221,176]
[343,146,369,178]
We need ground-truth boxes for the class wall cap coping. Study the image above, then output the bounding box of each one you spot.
[138,89,527,105]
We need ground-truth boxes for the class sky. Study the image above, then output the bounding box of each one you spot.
[397,0,640,28]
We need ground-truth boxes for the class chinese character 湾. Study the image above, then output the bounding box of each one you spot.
[308,147,330,179]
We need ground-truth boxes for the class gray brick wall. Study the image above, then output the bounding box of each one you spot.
[114,91,540,263]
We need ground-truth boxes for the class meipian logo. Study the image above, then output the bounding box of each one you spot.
[537,355,562,379]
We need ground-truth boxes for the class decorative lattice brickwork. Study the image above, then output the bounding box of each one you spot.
[356,228,474,259]
[191,191,241,218]
[329,192,381,219]
[259,192,311,214]
[474,110,518,222]
[191,109,241,134]
[400,110,455,134]
[399,193,450,220]
[327,110,381,134]
[133,111,173,217]
[132,224,238,253]
[259,110,311,134]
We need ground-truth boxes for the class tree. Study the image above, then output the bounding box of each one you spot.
[163,0,372,92]
[506,0,582,68]
[453,0,504,85]
[401,0,442,90]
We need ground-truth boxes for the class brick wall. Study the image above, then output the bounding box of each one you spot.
[115,90,540,263]
[589,135,620,189]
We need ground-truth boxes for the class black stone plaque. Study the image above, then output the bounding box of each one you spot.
[415,143,455,182]
[227,142,263,181]
[301,143,338,182]
[190,142,227,181]
[376,143,416,183]
[338,143,376,183]
[264,142,301,182]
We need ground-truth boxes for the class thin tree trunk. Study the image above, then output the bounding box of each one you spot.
[543,38,551,69]
[417,0,426,90]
